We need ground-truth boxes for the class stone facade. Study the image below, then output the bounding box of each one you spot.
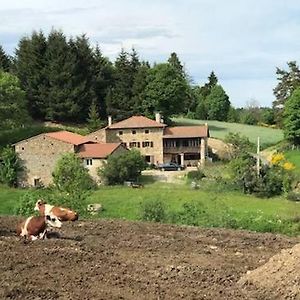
[88,127,164,164]
[88,116,209,167]
[15,134,75,187]
[82,146,126,184]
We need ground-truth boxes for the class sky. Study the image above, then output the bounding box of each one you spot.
[1,0,300,108]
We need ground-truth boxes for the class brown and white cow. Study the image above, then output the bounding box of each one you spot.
[34,199,79,222]
[16,214,62,241]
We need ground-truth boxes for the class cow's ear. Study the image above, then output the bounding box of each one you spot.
[46,215,51,220]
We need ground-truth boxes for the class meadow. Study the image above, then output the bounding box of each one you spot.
[1,179,300,235]
[172,117,284,149]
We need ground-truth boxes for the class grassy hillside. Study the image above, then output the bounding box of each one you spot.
[172,118,284,149]
[285,150,300,175]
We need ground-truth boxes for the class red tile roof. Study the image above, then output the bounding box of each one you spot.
[78,143,123,158]
[45,131,92,146]
[163,126,209,138]
[108,116,166,129]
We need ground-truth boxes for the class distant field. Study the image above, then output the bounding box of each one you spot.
[172,117,284,149]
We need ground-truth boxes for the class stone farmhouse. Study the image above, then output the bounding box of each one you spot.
[87,113,209,167]
[14,131,126,187]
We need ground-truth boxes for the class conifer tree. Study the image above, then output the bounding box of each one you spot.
[87,100,102,132]
[0,45,11,72]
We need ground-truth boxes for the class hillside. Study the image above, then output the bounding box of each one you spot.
[173,117,284,149]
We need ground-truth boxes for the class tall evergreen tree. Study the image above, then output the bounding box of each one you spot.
[87,99,102,132]
[93,45,114,119]
[0,45,11,72]
[44,30,78,121]
[131,61,150,115]
[107,48,141,120]
[14,31,47,119]
[168,52,184,77]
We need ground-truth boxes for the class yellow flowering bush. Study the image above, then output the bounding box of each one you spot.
[270,153,285,165]
[283,162,295,171]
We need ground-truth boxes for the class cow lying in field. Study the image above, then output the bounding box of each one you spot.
[16,214,62,241]
[34,199,79,222]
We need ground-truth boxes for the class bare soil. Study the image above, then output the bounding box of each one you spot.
[0,216,299,300]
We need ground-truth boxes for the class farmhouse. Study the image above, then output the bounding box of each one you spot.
[14,131,126,187]
[87,113,209,167]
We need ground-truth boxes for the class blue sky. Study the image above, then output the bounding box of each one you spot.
[1,0,300,107]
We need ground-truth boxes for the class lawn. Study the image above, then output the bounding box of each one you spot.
[172,117,284,149]
[284,150,300,176]
[1,180,300,235]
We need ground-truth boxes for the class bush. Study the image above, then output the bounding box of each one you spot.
[52,153,96,193]
[0,146,22,187]
[99,149,147,185]
[287,192,300,202]
[15,191,40,216]
[187,169,205,181]
[140,199,167,222]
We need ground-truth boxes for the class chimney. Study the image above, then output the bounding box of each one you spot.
[155,112,161,123]
[108,115,112,126]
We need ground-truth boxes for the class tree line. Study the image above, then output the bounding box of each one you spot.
[0,29,300,145]
[0,29,232,128]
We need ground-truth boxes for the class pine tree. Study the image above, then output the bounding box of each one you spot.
[0,45,11,72]
[44,30,78,121]
[14,31,48,119]
[92,45,114,119]
[87,100,102,132]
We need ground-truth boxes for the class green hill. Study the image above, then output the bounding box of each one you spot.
[172,118,284,149]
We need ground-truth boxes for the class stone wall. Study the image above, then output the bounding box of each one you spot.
[105,127,164,164]
[15,135,74,187]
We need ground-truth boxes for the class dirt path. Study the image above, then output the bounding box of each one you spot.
[0,216,299,300]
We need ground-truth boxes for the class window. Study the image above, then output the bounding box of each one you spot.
[86,159,93,166]
[121,142,127,148]
[142,141,153,148]
[21,147,24,150]
[132,130,136,134]
[129,142,140,148]
[118,131,123,136]
[145,129,149,134]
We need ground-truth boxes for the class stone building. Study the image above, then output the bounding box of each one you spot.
[87,114,209,167]
[77,143,127,184]
[14,131,125,187]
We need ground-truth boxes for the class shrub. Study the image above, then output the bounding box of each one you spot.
[0,146,22,187]
[15,191,40,216]
[52,153,95,193]
[287,192,300,202]
[187,169,205,181]
[99,149,147,185]
[140,199,167,222]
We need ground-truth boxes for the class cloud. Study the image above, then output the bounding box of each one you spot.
[1,0,300,107]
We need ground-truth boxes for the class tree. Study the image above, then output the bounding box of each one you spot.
[206,85,230,121]
[14,31,48,119]
[273,61,300,125]
[99,150,146,185]
[143,63,190,120]
[93,45,114,119]
[168,52,185,78]
[0,45,11,72]
[0,146,22,187]
[283,88,300,145]
[0,71,30,129]
[195,93,207,119]
[52,153,95,193]
[87,100,102,132]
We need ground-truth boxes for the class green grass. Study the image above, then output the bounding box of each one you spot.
[1,180,300,235]
[285,150,300,176]
[172,117,284,149]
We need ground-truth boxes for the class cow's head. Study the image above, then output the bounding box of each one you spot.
[45,214,62,228]
[34,199,46,211]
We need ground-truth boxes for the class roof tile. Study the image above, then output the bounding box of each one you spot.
[108,116,166,129]
[163,126,209,138]
[78,143,123,158]
[45,131,92,145]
